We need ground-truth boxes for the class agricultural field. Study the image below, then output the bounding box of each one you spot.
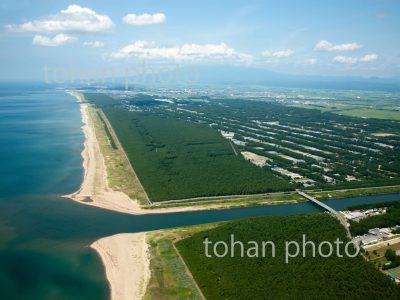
[336,109,400,121]
[287,89,400,121]
[176,213,400,299]
[84,90,400,201]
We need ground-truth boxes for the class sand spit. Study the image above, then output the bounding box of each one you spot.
[63,91,160,214]
[91,233,150,300]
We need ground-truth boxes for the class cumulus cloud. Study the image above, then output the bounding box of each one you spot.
[108,40,252,62]
[83,41,104,48]
[262,49,294,58]
[359,53,378,62]
[5,5,114,33]
[332,56,358,64]
[314,40,362,52]
[307,58,317,65]
[333,53,378,64]
[32,34,77,47]
[122,13,166,25]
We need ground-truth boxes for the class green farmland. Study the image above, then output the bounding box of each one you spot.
[85,93,291,201]
[176,214,400,299]
[337,108,400,121]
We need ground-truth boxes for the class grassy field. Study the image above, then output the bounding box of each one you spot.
[297,103,400,121]
[145,224,218,300]
[336,109,400,121]
[176,214,400,299]
[388,266,400,278]
[147,192,303,210]
[88,106,148,203]
[310,185,400,200]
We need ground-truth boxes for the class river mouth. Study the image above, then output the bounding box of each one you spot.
[1,89,399,299]
[1,192,400,299]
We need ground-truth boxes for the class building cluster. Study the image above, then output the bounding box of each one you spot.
[342,207,387,222]
[353,227,395,246]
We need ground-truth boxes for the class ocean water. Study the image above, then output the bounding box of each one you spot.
[0,87,109,299]
[1,85,399,299]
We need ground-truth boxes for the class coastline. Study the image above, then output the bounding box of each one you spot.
[90,233,150,300]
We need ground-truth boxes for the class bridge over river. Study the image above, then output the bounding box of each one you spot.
[298,191,352,239]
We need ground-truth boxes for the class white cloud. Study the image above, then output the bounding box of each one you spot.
[108,40,252,63]
[32,34,77,47]
[83,41,104,48]
[262,49,294,58]
[314,40,363,52]
[307,58,317,65]
[333,53,378,64]
[122,13,166,25]
[359,53,378,62]
[333,55,358,64]
[5,5,114,33]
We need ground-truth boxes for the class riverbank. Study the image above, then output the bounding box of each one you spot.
[90,233,150,300]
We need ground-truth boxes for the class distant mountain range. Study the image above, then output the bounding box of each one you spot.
[6,65,399,92]
[178,65,400,92]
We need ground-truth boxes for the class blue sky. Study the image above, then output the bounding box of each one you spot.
[1,0,399,80]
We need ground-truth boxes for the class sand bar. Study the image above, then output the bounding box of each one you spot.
[91,233,150,300]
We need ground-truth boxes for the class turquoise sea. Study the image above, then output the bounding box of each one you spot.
[1,84,400,299]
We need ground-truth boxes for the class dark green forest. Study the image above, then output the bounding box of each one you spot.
[84,93,291,200]
[176,214,400,300]
[83,92,400,200]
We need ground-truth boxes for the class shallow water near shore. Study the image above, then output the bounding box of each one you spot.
[1,86,399,299]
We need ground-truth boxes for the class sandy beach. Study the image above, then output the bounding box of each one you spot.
[90,233,150,300]
[64,90,252,215]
